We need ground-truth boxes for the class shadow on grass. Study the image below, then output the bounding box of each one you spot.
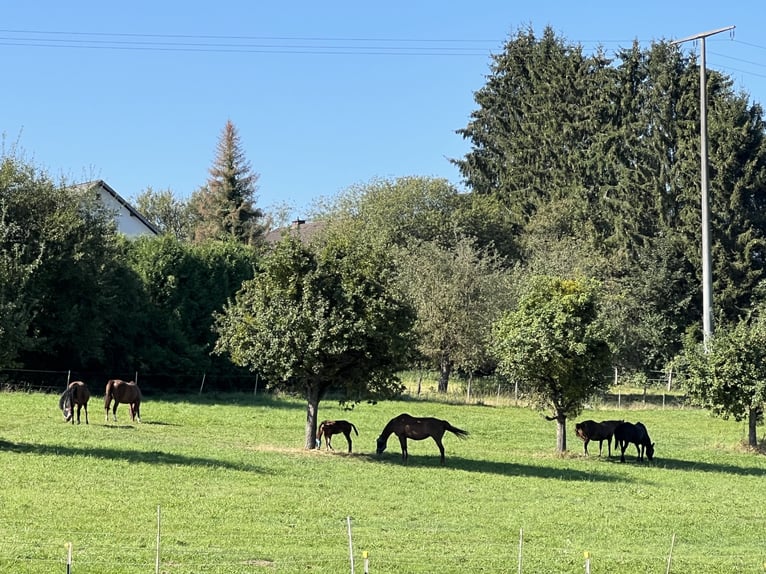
[147,392,306,410]
[0,440,264,473]
[361,452,629,482]
[643,456,766,477]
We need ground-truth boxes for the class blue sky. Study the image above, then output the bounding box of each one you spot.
[3,1,765,221]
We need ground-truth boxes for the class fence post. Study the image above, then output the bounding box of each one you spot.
[347,516,354,574]
[199,373,206,395]
[584,551,590,574]
[517,528,523,574]
[665,533,676,574]
[66,542,72,574]
[363,550,369,574]
[155,505,161,574]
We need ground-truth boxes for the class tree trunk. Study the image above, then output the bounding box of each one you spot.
[555,412,567,453]
[748,406,759,448]
[305,384,321,450]
[438,353,452,393]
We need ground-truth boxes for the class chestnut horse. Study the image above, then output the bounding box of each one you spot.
[376,413,468,465]
[316,420,358,453]
[104,379,142,422]
[59,381,90,424]
[575,419,623,457]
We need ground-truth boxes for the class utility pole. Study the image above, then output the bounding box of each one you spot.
[671,25,734,349]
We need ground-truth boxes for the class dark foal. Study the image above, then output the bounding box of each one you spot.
[316,420,359,453]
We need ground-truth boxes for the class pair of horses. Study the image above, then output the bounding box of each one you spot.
[576,418,655,462]
[316,413,468,464]
[59,379,142,424]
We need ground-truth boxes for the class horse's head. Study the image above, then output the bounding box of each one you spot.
[646,442,655,461]
[375,436,387,455]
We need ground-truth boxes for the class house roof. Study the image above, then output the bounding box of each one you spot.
[264,219,325,244]
[75,180,160,236]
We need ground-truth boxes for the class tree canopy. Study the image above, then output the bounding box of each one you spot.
[682,314,766,447]
[492,276,612,452]
[213,234,415,448]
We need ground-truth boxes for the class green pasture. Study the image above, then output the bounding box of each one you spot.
[1,390,765,573]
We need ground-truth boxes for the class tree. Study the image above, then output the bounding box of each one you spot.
[135,186,197,240]
[682,315,766,447]
[191,120,264,245]
[398,237,512,393]
[455,26,766,378]
[213,234,415,449]
[0,156,44,368]
[491,276,612,452]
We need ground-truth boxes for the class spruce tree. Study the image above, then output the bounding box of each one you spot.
[192,120,264,245]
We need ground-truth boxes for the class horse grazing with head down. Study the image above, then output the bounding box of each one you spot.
[104,379,142,423]
[316,420,358,453]
[575,419,623,457]
[376,413,468,465]
[59,381,90,424]
[614,421,655,462]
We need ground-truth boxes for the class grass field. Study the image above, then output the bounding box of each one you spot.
[1,389,765,573]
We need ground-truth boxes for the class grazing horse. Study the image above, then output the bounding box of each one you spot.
[575,419,623,457]
[104,379,142,423]
[614,421,655,462]
[376,413,468,465]
[59,381,90,424]
[316,420,359,453]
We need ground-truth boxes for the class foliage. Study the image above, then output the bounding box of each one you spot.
[491,275,612,451]
[682,313,766,447]
[0,156,44,367]
[191,120,265,245]
[398,237,512,392]
[126,235,257,383]
[134,186,197,240]
[455,25,766,377]
[213,234,416,448]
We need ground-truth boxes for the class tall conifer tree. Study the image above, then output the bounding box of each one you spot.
[192,120,264,245]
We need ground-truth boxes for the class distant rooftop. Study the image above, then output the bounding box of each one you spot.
[264,219,325,244]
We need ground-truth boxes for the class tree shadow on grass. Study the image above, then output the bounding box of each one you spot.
[0,440,265,473]
[362,452,630,482]
[637,456,766,477]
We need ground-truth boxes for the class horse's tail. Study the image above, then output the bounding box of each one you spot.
[104,379,115,409]
[445,422,469,439]
[351,423,359,436]
[317,422,326,440]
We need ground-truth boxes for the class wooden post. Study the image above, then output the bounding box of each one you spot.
[517,528,523,574]
[66,542,72,574]
[199,373,206,395]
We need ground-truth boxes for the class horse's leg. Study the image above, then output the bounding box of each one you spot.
[434,438,446,465]
[344,431,352,453]
[619,441,627,463]
[398,436,408,462]
[327,433,334,451]
[598,439,603,457]
[135,402,141,423]
[75,404,81,425]
[112,402,118,422]
[583,438,589,455]
[84,403,89,425]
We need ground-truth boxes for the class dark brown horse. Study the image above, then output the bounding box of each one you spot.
[59,381,90,424]
[104,379,142,423]
[376,413,468,465]
[575,419,623,457]
[614,421,655,462]
[316,420,359,453]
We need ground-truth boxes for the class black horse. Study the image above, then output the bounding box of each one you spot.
[376,413,468,465]
[59,381,90,425]
[574,419,623,457]
[316,420,358,453]
[614,421,655,462]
